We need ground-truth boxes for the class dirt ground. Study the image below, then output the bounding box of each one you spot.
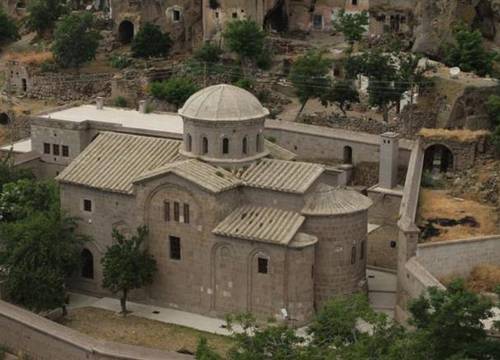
[62,307,233,357]
[418,189,499,242]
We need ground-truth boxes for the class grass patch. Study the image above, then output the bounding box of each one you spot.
[62,307,232,357]
[418,128,489,142]
[4,51,53,66]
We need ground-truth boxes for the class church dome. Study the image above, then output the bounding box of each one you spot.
[179,84,270,121]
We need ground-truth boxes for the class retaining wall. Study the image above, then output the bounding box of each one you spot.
[0,300,192,360]
[417,235,500,280]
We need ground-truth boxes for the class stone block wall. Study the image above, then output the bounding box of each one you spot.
[417,235,500,280]
[0,300,191,360]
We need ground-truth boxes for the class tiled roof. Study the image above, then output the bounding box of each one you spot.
[240,159,324,194]
[56,132,181,194]
[134,159,241,193]
[213,206,305,245]
[302,184,373,216]
[264,140,297,161]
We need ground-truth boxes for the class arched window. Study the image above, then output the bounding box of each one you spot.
[222,138,229,154]
[186,133,192,152]
[81,249,94,279]
[343,146,353,164]
[256,134,262,152]
[202,137,208,154]
[242,136,248,154]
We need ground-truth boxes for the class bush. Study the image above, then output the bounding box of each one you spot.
[233,78,254,91]
[222,19,266,61]
[114,96,128,108]
[149,77,199,109]
[0,9,19,42]
[40,60,58,72]
[193,42,222,63]
[52,12,99,68]
[491,125,500,155]
[256,49,273,70]
[132,23,172,58]
[109,54,132,69]
[27,0,67,35]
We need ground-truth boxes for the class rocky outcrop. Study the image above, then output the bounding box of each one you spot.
[412,0,500,57]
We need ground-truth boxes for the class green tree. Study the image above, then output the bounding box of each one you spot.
[333,10,369,53]
[149,77,200,109]
[325,79,360,116]
[193,42,223,63]
[444,26,497,76]
[346,50,405,122]
[0,179,58,222]
[27,0,67,36]
[0,208,86,312]
[131,23,172,58]
[0,9,19,43]
[52,12,99,69]
[408,279,500,359]
[0,152,34,191]
[101,226,157,314]
[289,50,332,118]
[222,20,266,62]
[487,95,500,155]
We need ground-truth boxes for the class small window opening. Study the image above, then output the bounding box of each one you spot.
[83,199,92,212]
[242,136,248,154]
[222,138,229,154]
[258,257,268,274]
[169,236,181,260]
[202,137,208,154]
[351,246,356,264]
[43,143,51,154]
[174,202,180,222]
[53,144,60,156]
[173,9,181,22]
[62,145,69,157]
[183,203,190,224]
[164,201,170,221]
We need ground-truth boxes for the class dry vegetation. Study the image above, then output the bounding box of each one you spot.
[418,189,499,242]
[4,51,53,65]
[418,128,489,142]
[62,307,232,356]
[441,264,500,293]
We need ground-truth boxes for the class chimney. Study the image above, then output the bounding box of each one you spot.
[96,97,104,110]
[379,132,399,189]
[139,100,147,114]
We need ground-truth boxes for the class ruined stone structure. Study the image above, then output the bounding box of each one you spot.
[10,85,373,325]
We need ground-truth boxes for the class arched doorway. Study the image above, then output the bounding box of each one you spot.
[0,113,10,125]
[118,21,134,44]
[81,249,94,279]
[343,146,353,164]
[424,144,454,173]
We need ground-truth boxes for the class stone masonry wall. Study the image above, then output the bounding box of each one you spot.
[0,300,191,360]
[417,235,500,280]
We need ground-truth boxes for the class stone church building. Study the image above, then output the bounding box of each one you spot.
[24,85,372,325]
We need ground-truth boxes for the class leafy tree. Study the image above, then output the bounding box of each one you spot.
[52,12,99,69]
[0,208,86,312]
[487,94,500,127]
[444,26,497,76]
[0,179,58,222]
[325,79,359,116]
[0,152,34,191]
[289,51,332,117]
[408,279,500,359]
[101,226,157,314]
[193,42,223,63]
[149,77,200,109]
[333,10,369,53]
[0,9,19,43]
[131,23,172,58]
[222,20,266,62]
[346,50,405,122]
[27,0,67,36]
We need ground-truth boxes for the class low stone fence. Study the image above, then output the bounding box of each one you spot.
[0,300,192,360]
[417,235,500,280]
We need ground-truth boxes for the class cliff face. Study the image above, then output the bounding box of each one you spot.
[412,0,500,57]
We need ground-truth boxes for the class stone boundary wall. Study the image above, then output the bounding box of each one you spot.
[417,235,500,280]
[0,300,192,360]
[264,120,413,166]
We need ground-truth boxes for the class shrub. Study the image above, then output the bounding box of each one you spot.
[149,77,199,109]
[109,54,132,69]
[52,12,99,68]
[223,19,266,61]
[114,96,128,108]
[193,42,222,63]
[0,9,19,42]
[132,23,172,58]
[40,60,58,72]
[27,0,67,35]
[233,78,254,91]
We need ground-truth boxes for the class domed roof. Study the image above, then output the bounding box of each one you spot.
[302,184,373,216]
[179,84,270,121]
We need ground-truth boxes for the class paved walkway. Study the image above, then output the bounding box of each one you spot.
[68,269,397,336]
